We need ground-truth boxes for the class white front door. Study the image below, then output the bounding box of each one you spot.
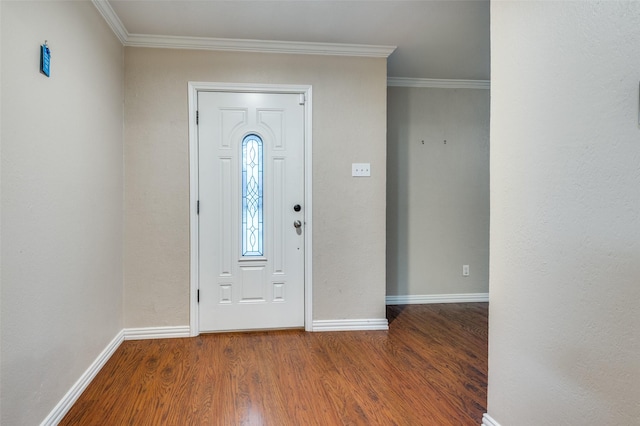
[198,91,305,332]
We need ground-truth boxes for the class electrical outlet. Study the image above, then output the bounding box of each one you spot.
[463,265,470,277]
[352,163,371,177]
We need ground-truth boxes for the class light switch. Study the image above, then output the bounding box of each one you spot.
[352,163,371,177]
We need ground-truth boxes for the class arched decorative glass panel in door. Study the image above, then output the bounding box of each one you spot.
[241,134,264,257]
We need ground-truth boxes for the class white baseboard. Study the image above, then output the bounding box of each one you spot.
[312,318,389,332]
[41,326,191,424]
[124,325,191,340]
[482,413,501,426]
[43,318,406,424]
[40,330,125,426]
[386,293,489,305]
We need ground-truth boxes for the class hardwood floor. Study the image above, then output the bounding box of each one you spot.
[61,303,488,425]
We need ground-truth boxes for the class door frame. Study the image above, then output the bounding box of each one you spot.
[188,82,313,336]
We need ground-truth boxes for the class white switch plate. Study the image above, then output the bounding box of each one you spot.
[352,163,371,177]
[463,265,470,277]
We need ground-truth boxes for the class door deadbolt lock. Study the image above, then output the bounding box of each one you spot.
[293,204,301,212]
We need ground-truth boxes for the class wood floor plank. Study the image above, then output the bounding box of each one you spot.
[60,303,488,425]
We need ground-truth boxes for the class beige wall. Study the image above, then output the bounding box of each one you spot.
[387,86,489,297]
[0,2,124,424]
[489,1,640,424]
[124,48,388,327]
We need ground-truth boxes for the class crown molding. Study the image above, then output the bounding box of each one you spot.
[387,77,490,89]
[92,0,395,58]
[126,34,396,57]
[92,0,128,44]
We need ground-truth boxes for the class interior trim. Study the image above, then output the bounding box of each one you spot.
[40,316,389,424]
[41,326,191,424]
[387,77,490,89]
[312,318,389,332]
[92,0,395,58]
[40,330,125,425]
[124,326,191,340]
[482,413,502,426]
[92,0,127,43]
[126,34,396,57]
[386,293,490,305]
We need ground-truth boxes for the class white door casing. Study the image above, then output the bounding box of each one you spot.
[188,83,313,334]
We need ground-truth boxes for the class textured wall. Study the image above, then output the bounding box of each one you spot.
[489,2,640,424]
[387,87,489,297]
[0,2,124,424]
[124,48,388,327]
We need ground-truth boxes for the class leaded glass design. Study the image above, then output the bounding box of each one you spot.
[241,134,264,256]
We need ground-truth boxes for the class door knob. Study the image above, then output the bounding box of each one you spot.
[293,220,302,229]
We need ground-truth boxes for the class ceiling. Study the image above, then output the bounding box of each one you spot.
[107,0,490,80]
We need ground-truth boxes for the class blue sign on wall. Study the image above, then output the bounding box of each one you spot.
[40,44,51,77]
